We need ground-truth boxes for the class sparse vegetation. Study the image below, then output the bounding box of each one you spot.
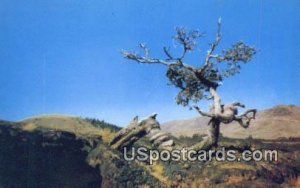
[0,114,299,187]
[85,117,120,132]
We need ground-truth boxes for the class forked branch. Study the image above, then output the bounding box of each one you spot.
[199,17,222,74]
[193,105,214,117]
[234,109,257,128]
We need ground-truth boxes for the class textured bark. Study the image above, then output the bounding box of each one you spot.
[109,114,174,150]
[190,118,220,151]
[120,19,256,152]
[110,105,255,152]
[191,87,257,150]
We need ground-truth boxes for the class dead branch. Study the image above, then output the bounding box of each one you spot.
[199,17,222,74]
[122,50,170,66]
[193,105,214,117]
[234,109,257,128]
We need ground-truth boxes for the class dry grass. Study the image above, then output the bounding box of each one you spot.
[219,163,255,171]
[19,115,115,143]
[136,161,171,186]
[162,105,300,139]
[21,122,37,132]
[98,128,115,143]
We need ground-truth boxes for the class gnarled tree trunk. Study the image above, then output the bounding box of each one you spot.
[109,89,256,152]
[191,87,256,150]
[109,114,174,150]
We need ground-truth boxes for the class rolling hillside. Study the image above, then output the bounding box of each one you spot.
[0,108,299,187]
[161,105,300,139]
[0,116,162,187]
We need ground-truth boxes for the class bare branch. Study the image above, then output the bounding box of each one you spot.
[139,43,149,57]
[178,47,187,61]
[163,47,174,60]
[234,109,257,128]
[199,17,222,74]
[236,109,257,119]
[236,119,250,128]
[194,105,214,117]
[231,101,246,108]
[122,51,170,66]
[122,51,201,77]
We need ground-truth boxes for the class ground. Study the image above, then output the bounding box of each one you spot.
[0,113,299,187]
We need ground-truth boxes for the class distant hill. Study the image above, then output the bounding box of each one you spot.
[0,115,162,187]
[20,115,117,143]
[161,105,300,139]
[1,110,300,187]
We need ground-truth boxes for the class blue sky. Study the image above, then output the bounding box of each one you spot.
[0,0,299,126]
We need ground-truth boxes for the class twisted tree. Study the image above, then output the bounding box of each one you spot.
[110,114,174,150]
[121,18,257,150]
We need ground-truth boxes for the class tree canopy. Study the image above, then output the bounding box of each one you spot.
[122,18,255,107]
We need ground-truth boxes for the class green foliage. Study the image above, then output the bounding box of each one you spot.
[219,41,256,77]
[85,117,120,132]
[123,21,257,107]
[177,133,205,146]
[166,64,206,106]
[221,41,256,63]
[165,29,256,107]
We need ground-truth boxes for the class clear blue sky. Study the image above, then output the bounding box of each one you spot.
[0,0,299,126]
